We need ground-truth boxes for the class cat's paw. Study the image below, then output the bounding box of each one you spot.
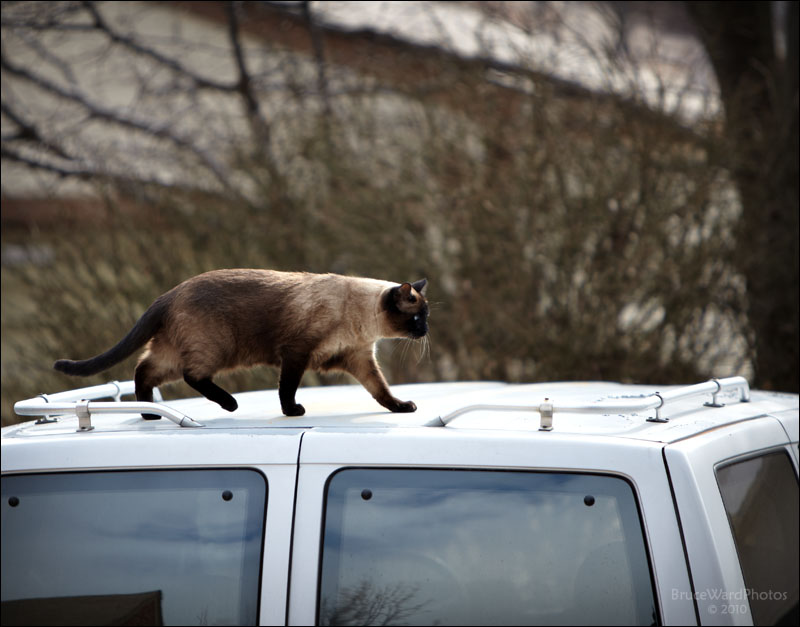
[392,400,417,413]
[220,397,239,412]
[282,403,306,417]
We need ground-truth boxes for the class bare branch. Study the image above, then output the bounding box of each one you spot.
[81,1,234,93]
[1,145,90,180]
[226,1,271,143]
[1,144,200,192]
[302,0,332,117]
[1,49,235,194]
[1,101,74,161]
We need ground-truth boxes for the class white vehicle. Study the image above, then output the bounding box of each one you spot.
[2,376,798,626]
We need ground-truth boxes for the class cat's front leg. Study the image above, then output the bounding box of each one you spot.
[345,349,417,413]
[279,352,308,416]
[386,398,417,412]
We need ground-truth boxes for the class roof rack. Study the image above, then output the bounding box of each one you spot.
[15,376,752,432]
[13,381,204,429]
[428,376,750,429]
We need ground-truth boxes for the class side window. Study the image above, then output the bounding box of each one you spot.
[1,469,266,626]
[716,450,799,626]
[319,469,657,626]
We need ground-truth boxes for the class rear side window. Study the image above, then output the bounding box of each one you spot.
[716,450,799,626]
[1,469,266,626]
[319,469,657,626]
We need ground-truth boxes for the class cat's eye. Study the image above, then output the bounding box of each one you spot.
[413,315,420,321]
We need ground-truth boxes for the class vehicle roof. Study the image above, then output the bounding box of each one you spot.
[4,379,798,446]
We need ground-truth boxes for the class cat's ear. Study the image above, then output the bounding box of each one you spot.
[392,281,426,310]
[396,283,413,302]
[394,283,419,309]
[411,278,428,297]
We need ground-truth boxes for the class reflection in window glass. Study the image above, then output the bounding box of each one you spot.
[717,451,799,626]
[319,469,657,626]
[1,470,266,626]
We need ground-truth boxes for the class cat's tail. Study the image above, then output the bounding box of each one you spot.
[54,293,172,377]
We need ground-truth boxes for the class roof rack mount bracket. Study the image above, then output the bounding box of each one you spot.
[34,393,59,425]
[76,399,94,432]
[539,399,554,431]
[646,393,668,423]
[702,378,725,408]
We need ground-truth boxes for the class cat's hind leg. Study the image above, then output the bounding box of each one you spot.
[183,374,238,412]
[135,352,180,420]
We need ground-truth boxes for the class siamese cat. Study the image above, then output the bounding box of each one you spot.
[54,269,429,418]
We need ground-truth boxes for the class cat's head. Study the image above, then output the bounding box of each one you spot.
[382,279,429,339]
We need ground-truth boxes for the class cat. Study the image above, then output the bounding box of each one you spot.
[54,269,429,417]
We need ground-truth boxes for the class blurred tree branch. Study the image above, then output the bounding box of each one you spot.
[1,1,281,199]
[1,45,233,191]
[80,1,232,92]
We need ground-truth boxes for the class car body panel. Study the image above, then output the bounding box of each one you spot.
[3,379,798,626]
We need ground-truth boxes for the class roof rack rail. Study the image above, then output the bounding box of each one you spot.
[13,381,204,429]
[428,376,750,428]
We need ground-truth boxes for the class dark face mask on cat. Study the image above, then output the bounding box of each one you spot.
[385,279,429,339]
[408,304,429,338]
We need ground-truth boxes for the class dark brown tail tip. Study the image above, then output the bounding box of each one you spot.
[53,359,73,373]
